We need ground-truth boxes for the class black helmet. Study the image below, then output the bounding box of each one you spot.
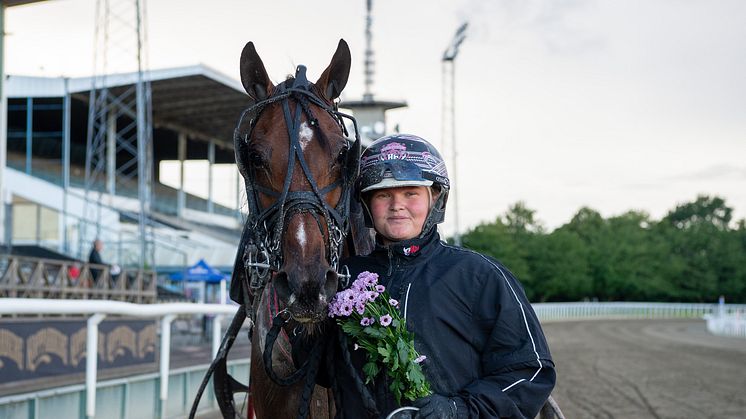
[356,134,450,235]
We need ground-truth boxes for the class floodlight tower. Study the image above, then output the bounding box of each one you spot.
[341,0,407,146]
[442,22,467,246]
[84,0,154,268]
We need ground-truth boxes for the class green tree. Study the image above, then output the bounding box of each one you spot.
[528,228,591,301]
[657,195,737,301]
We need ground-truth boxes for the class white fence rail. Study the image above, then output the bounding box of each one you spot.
[533,301,746,340]
[705,310,746,339]
[0,298,243,419]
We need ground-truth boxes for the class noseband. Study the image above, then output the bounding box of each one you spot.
[236,65,359,297]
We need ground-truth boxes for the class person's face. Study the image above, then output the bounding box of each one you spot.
[95,240,103,251]
[369,186,431,243]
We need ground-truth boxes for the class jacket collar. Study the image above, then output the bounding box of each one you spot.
[372,227,440,263]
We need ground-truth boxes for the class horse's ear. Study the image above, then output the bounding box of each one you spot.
[315,39,351,101]
[240,42,272,101]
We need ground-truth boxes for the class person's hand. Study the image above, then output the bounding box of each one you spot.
[412,394,458,418]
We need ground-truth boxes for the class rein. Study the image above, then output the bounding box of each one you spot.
[190,65,361,419]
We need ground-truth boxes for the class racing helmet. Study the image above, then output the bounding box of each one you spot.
[356,134,450,235]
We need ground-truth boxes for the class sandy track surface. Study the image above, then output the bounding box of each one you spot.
[542,319,746,419]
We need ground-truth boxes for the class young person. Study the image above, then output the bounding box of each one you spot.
[338,134,555,418]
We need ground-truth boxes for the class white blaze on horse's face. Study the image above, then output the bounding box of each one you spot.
[298,121,313,151]
[295,221,307,254]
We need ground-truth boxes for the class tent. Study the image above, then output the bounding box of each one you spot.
[170,259,228,283]
[170,259,229,304]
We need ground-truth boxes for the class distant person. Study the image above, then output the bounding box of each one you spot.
[89,239,104,265]
[88,239,121,281]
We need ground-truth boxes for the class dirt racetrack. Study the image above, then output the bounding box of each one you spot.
[542,319,746,419]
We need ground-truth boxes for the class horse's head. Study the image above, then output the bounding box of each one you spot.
[235,40,358,325]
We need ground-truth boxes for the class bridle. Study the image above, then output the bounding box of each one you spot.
[189,64,361,419]
[237,64,359,298]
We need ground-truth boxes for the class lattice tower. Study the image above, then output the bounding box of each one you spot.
[83,0,154,268]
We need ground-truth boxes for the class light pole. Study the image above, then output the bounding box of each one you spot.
[442,22,467,245]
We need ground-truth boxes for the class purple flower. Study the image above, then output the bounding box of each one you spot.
[367,291,379,302]
[379,314,393,327]
[375,284,386,293]
[360,317,372,326]
[340,303,353,317]
[352,279,367,292]
[358,271,378,287]
[388,298,399,307]
[367,317,376,325]
[414,355,427,364]
[355,301,366,315]
[343,289,356,302]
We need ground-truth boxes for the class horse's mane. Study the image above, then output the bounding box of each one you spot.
[348,195,374,257]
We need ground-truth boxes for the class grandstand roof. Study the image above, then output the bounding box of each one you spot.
[6,64,250,147]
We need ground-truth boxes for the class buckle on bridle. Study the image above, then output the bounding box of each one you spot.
[246,246,272,290]
[337,264,351,289]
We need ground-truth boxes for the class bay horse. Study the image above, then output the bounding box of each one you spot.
[190,39,371,419]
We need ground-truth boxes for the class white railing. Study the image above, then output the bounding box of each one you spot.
[532,301,746,323]
[0,298,244,419]
[705,309,746,339]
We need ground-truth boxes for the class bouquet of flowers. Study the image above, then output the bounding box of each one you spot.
[328,271,431,404]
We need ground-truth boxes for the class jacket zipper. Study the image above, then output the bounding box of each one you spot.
[387,246,394,276]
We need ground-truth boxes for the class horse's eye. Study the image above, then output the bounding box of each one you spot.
[336,147,348,165]
[248,151,265,168]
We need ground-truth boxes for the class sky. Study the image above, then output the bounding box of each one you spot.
[6,0,746,236]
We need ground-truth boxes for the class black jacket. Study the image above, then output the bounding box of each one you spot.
[333,229,555,419]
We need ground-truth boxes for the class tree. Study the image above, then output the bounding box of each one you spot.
[657,195,737,301]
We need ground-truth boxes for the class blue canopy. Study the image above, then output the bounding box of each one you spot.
[169,259,228,284]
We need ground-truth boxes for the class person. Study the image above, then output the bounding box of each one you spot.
[89,239,104,265]
[88,239,121,281]
[334,134,555,418]
[88,239,105,280]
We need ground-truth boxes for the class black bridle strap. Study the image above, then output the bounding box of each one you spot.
[262,313,321,386]
[188,306,248,419]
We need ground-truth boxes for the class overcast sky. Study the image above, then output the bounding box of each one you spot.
[6,0,746,235]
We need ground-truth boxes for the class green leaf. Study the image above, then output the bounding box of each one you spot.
[363,361,380,384]
[377,346,390,360]
[364,326,386,339]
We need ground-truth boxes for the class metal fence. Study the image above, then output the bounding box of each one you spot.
[533,301,746,322]
[533,301,746,340]
[705,309,746,339]
[0,298,243,419]
[0,360,249,419]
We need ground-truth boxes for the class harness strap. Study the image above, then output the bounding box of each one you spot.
[188,307,248,419]
[337,331,379,416]
[263,313,320,386]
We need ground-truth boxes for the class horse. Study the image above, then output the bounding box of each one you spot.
[189,39,371,419]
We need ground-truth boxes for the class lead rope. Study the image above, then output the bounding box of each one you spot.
[263,311,325,419]
[188,307,247,419]
[336,331,379,417]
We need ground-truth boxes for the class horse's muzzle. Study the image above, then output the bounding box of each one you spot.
[273,268,338,323]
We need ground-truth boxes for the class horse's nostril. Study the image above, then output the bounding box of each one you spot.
[324,269,339,297]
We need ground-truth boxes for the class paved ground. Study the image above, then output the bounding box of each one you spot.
[542,319,746,419]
